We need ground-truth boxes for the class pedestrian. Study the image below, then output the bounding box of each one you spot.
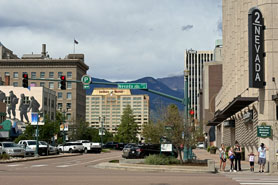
[219,143,226,171]
[234,141,242,171]
[248,151,255,172]
[258,143,268,173]
[228,147,236,172]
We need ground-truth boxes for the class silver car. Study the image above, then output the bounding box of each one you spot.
[0,142,25,157]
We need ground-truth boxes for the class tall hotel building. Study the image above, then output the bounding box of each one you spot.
[0,43,89,123]
[185,50,213,121]
[86,88,149,137]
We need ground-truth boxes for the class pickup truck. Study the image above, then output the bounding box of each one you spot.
[76,140,102,153]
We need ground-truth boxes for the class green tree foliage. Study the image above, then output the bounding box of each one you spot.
[142,120,165,144]
[14,114,61,144]
[164,104,184,163]
[115,105,138,143]
[69,119,114,143]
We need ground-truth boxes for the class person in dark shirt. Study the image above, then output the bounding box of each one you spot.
[234,141,242,171]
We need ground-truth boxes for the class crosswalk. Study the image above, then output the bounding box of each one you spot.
[224,173,278,185]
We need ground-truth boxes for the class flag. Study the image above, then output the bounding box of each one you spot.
[74,39,79,44]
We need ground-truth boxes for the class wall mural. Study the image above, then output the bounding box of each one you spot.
[0,90,41,123]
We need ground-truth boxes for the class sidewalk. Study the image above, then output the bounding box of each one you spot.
[193,149,264,173]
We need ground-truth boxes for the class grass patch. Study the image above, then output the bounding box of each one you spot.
[109,160,119,163]
[0,153,10,160]
[144,155,179,165]
[101,149,111,153]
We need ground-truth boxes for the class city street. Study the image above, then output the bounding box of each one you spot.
[0,150,241,185]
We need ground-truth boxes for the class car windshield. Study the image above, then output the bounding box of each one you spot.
[3,143,18,147]
[39,141,48,145]
[69,143,82,146]
[28,141,37,145]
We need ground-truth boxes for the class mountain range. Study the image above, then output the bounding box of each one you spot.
[86,75,184,120]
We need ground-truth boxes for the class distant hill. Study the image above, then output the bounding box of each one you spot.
[157,75,184,93]
[86,76,184,120]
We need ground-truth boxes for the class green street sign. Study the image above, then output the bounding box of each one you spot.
[118,83,147,89]
[83,84,90,89]
[257,126,271,138]
[81,75,91,85]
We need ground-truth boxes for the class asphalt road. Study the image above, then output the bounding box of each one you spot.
[0,150,240,185]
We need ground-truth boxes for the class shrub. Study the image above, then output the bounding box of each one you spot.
[145,154,179,165]
[0,153,10,160]
[207,146,211,152]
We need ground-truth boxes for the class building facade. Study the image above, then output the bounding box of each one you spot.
[86,88,149,138]
[208,0,278,172]
[0,44,89,123]
[0,86,56,122]
[184,49,213,121]
[202,41,223,146]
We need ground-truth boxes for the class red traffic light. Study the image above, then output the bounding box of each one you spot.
[189,110,194,115]
[60,76,66,80]
[23,74,28,78]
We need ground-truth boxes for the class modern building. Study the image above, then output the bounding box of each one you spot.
[184,49,213,121]
[202,40,223,146]
[0,43,89,123]
[86,88,149,138]
[208,0,278,172]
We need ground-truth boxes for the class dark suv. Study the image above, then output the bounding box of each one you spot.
[122,143,178,159]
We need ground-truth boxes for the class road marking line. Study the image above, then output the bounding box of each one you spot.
[7,164,22,167]
[56,165,71,168]
[31,164,48,168]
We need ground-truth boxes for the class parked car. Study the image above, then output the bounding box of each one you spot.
[103,141,118,149]
[18,140,48,156]
[115,143,127,150]
[196,142,205,149]
[0,142,25,157]
[122,143,139,159]
[122,143,178,159]
[39,141,59,155]
[76,140,101,153]
[18,144,35,157]
[58,142,84,153]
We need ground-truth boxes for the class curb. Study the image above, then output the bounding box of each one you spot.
[93,162,214,173]
[0,153,82,164]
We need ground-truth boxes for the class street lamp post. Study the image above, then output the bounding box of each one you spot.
[183,70,191,161]
[99,116,105,148]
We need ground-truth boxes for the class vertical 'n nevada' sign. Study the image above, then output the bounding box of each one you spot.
[248,8,264,88]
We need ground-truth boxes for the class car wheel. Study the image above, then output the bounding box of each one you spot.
[84,148,88,154]
[69,149,73,153]
[59,149,62,153]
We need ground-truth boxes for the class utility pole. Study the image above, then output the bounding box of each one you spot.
[183,70,190,161]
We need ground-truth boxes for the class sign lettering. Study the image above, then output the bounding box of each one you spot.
[249,8,264,88]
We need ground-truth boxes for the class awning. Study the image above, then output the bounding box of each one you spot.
[207,96,258,126]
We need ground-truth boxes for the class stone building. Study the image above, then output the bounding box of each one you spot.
[208,0,278,172]
[0,43,89,123]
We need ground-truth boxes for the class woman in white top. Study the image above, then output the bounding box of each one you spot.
[258,143,268,173]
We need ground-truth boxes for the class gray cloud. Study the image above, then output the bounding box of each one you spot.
[181,25,193,31]
[0,0,222,81]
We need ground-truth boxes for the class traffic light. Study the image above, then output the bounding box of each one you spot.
[22,73,28,88]
[189,109,194,116]
[60,75,66,90]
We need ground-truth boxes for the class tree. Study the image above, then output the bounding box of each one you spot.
[142,120,165,144]
[164,104,184,164]
[115,105,138,143]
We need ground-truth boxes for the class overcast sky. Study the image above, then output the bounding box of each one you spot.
[0,0,222,81]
